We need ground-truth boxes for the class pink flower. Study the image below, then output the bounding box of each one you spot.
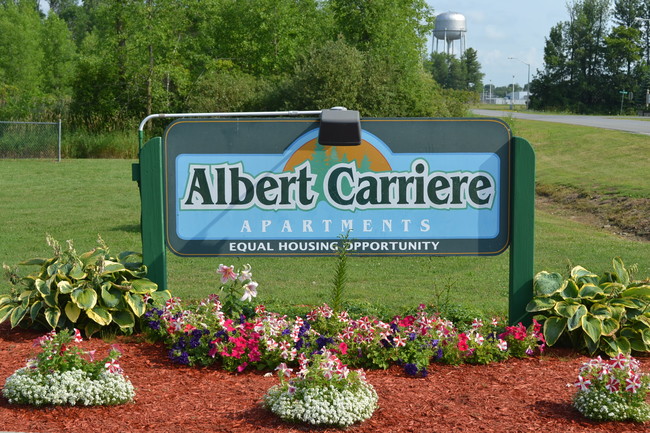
[73,328,83,343]
[611,353,629,369]
[165,297,181,310]
[337,365,350,379]
[574,375,591,391]
[457,333,469,352]
[471,318,483,329]
[275,362,293,378]
[393,334,406,348]
[248,349,261,362]
[338,342,348,355]
[497,339,508,351]
[397,315,415,327]
[223,319,236,332]
[105,359,123,374]
[237,362,248,373]
[625,374,642,393]
[33,330,56,347]
[605,377,620,392]
[217,264,238,283]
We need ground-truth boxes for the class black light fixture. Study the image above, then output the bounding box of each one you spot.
[318,107,361,146]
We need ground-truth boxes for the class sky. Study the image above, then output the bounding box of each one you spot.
[427,1,570,88]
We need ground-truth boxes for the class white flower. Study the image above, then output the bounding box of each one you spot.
[240,281,258,302]
[238,264,253,282]
[2,368,134,406]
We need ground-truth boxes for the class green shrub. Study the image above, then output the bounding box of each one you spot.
[0,235,171,336]
[526,257,650,356]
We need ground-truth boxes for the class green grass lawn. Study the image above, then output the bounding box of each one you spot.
[515,120,649,198]
[1,118,648,319]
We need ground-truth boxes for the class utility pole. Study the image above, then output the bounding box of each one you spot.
[508,57,531,108]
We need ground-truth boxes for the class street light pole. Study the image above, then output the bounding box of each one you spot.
[508,71,515,110]
[508,57,531,107]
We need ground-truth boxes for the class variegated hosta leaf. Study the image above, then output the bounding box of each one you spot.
[86,306,112,326]
[65,301,81,323]
[124,292,146,317]
[543,316,567,346]
[44,306,60,329]
[533,271,564,296]
[71,287,98,310]
[112,310,135,329]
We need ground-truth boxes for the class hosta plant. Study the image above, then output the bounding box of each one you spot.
[2,329,135,406]
[263,351,378,428]
[526,258,650,356]
[571,354,650,422]
[0,235,171,336]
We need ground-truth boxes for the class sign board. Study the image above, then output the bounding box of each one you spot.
[164,118,511,256]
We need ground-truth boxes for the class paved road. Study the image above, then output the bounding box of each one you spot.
[472,109,650,136]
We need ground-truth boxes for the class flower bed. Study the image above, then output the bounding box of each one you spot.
[571,353,650,422]
[263,351,378,427]
[1,322,649,432]
[2,329,134,406]
[143,296,546,376]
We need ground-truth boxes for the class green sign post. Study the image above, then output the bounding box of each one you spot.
[133,112,535,325]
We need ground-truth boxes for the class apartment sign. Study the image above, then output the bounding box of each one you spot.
[164,118,511,256]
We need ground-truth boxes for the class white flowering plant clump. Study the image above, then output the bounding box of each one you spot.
[2,329,135,406]
[263,350,378,428]
[571,353,650,422]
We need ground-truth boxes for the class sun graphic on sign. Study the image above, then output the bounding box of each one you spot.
[283,138,392,173]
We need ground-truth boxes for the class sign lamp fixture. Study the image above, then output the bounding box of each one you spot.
[318,107,361,146]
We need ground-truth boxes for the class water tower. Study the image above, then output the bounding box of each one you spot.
[433,11,466,56]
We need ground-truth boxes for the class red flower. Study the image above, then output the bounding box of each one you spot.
[457,333,469,351]
[397,315,415,327]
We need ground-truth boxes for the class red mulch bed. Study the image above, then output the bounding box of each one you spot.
[1,322,648,433]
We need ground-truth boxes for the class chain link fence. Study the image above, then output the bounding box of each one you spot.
[0,120,62,161]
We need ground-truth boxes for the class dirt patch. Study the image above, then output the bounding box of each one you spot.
[536,184,650,242]
[1,323,649,432]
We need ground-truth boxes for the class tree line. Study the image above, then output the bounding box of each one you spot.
[0,0,480,132]
[532,0,650,114]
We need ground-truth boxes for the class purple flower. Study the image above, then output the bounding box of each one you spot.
[404,363,419,376]
[316,335,333,349]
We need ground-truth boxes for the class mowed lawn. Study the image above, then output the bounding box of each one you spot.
[0,120,648,318]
